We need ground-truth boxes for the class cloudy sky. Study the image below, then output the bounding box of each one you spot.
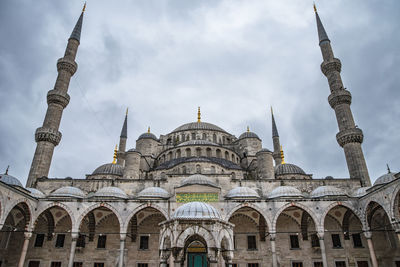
[0,1,399,186]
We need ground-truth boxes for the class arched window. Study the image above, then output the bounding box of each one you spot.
[181,134,185,142]
[176,149,181,158]
[182,166,187,174]
[186,148,191,157]
[202,133,207,140]
[216,149,221,158]
[206,148,212,157]
[168,152,173,161]
[222,136,226,144]
[196,148,201,157]
[191,133,196,140]
[213,134,217,143]
[196,165,201,174]
[231,154,235,162]
[186,134,190,141]
[225,151,229,160]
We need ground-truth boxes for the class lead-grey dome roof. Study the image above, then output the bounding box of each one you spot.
[26,188,45,198]
[138,187,169,199]
[0,174,23,187]
[275,163,306,175]
[178,140,218,147]
[374,172,396,186]
[138,132,158,141]
[50,186,86,198]
[310,186,346,198]
[92,163,124,176]
[226,187,260,199]
[181,174,218,187]
[172,122,227,133]
[268,186,303,198]
[92,186,128,199]
[172,202,221,220]
[239,131,260,140]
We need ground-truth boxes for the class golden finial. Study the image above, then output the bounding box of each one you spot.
[82,2,87,13]
[147,127,151,133]
[313,2,317,13]
[126,107,128,116]
[197,107,201,123]
[247,126,250,132]
[280,145,286,164]
[5,165,9,175]
[112,145,118,164]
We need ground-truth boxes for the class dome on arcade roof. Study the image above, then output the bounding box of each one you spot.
[50,186,86,198]
[92,163,124,176]
[178,140,218,147]
[172,202,221,220]
[0,173,23,187]
[172,122,227,133]
[92,186,128,199]
[226,186,260,199]
[138,187,169,199]
[310,186,346,198]
[275,163,306,176]
[180,174,218,187]
[268,186,303,198]
[26,188,45,198]
[374,172,396,186]
[239,128,260,140]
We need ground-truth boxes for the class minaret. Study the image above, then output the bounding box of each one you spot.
[315,5,371,186]
[271,107,282,165]
[26,4,86,187]
[117,108,128,165]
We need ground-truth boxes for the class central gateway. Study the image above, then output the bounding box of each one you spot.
[187,240,207,267]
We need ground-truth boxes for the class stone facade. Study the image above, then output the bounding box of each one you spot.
[0,5,400,267]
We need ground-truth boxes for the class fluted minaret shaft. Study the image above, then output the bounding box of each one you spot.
[27,9,84,187]
[117,111,128,165]
[271,108,281,165]
[315,9,371,186]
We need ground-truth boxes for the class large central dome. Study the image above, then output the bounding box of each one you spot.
[172,122,227,133]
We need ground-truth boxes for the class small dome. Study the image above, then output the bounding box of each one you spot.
[352,187,371,197]
[26,188,45,198]
[178,140,218,147]
[93,186,128,199]
[257,148,271,154]
[268,186,303,198]
[311,186,346,198]
[92,163,124,176]
[172,202,221,220]
[137,132,158,141]
[138,187,169,199]
[50,186,86,198]
[374,172,396,186]
[127,148,140,153]
[181,174,218,187]
[172,122,227,133]
[239,131,260,140]
[275,163,306,175]
[226,187,260,199]
[0,174,23,187]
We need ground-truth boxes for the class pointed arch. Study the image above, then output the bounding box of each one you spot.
[32,202,75,230]
[225,203,271,231]
[176,226,216,248]
[390,183,400,221]
[320,202,363,229]
[1,199,34,230]
[76,203,123,233]
[159,227,174,250]
[272,202,318,232]
[123,203,168,234]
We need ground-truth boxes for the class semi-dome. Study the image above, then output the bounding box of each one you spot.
[374,172,396,186]
[226,187,260,199]
[268,186,303,198]
[257,148,272,154]
[138,187,169,199]
[92,186,128,199]
[92,163,124,176]
[181,174,218,187]
[352,187,371,197]
[50,186,86,198]
[311,186,345,198]
[275,163,306,175]
[178,140,218,147]
[239,131,260,140]
[172,202,221,219]
[26,188,45,198]
[0,173,23,187]
[137,132,158,141]
[172,122,227,133]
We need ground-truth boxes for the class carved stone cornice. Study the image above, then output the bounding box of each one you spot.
[336,128,363,147]
[321,58,341,76]
[57,58,78,75]
[35,127,62,146]
[328,89,352,109]
[47,89,70,108]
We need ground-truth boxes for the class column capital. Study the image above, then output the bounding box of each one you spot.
[317,231,325,240]
[269,232,276,241]
[363,231,372,239]
[120,233,127,241]
[24,231,33,239]
[71,232,79,240]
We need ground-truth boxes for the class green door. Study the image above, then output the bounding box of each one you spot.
[188,253,207,267]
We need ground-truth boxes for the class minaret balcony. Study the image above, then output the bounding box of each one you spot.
[35,127,62,146]
[328,89,352,108]
[336,128,364,147]
[57,57,77,75]
[47,89,70,108]
[321,58,341,76]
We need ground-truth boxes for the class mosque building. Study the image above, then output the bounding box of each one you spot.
[0,4,399,267]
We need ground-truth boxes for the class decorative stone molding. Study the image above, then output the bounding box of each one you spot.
[328,89,352,108]
[57,58,78,75]
[47,89,70,108]
[35,127,62,146]
[321,58,342,76]
[336,128,364,147]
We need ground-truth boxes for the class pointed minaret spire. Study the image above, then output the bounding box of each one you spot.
[315,6,371,186]
[117,108,128,166]
[70,2,86,43]
[271,107,282,165]
[27,5,86,187]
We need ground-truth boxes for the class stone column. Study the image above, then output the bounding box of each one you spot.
[364,231,378,267]
[317,232,328,267]
[67,233,79,267]
[270,233,278,267]
[118,234,126,267]
[222,250,234,267]
[396,230,400,244]
[18,232,32,267]
[172,247,183,267]
[160,249,171,267]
